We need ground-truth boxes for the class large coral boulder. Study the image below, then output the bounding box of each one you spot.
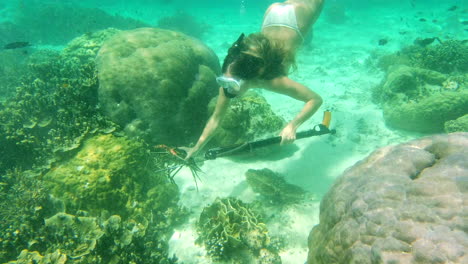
[307,133,468,264]
[96,28,220,145]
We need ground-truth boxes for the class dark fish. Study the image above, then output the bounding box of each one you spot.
[419,18,427,22]
[414,37,442,47]
[461,21,468,25]
[378,39,388,46]
[3,41,31,49]
[447,6,458,11]
[432,19,438,23]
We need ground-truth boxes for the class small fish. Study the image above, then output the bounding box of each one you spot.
[419,18,427,22]
[3,41,31,49]
[378,39,388,46]
[414,37,442,47]
[447,5,458,11]
[461,21,468,25]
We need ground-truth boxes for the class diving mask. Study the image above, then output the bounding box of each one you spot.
[216,76,244,98]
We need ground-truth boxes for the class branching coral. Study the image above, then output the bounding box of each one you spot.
[196,197,280,263]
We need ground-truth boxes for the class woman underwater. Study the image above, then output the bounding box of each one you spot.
[186,0,325,159]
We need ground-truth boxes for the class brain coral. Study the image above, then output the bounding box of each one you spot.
[307,133,468,264]
[96,28,220,145]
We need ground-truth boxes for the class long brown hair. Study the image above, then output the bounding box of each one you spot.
[225,33,296,80]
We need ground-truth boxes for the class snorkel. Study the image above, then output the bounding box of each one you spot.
[216,76,244,98]
[219,33,246,98]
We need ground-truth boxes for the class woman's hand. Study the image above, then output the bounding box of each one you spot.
[181,146,199,160]
[279,123,297,145]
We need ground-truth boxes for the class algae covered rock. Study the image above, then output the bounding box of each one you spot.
[373,64,468,133]
[372,65,448,104]
[196,197,280,263]
[209,91,285,147]
[96,27,220,146]
[307,133,468,264]
[246,168,307,205]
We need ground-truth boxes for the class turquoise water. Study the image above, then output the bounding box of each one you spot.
[0,0,467,263]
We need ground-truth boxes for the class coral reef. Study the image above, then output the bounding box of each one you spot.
[96,27,220,146]
[208,91,285,147]
[2,134,185,263]
[0,169,55,262]
[245,168,308,205]
[377,40,468,74]
[157,10,210,39]
[0,30,187,263]
[0,28,120,173]
[445,114,468,132]
[196,197,281,263]
[307,133,468,264]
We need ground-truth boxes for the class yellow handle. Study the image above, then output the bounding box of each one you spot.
[322,111,331,128]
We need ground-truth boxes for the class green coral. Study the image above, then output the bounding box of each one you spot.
[444,114,468,132]
[196,197,280,263]
[245,168,308,205]
[209,91,285,147]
